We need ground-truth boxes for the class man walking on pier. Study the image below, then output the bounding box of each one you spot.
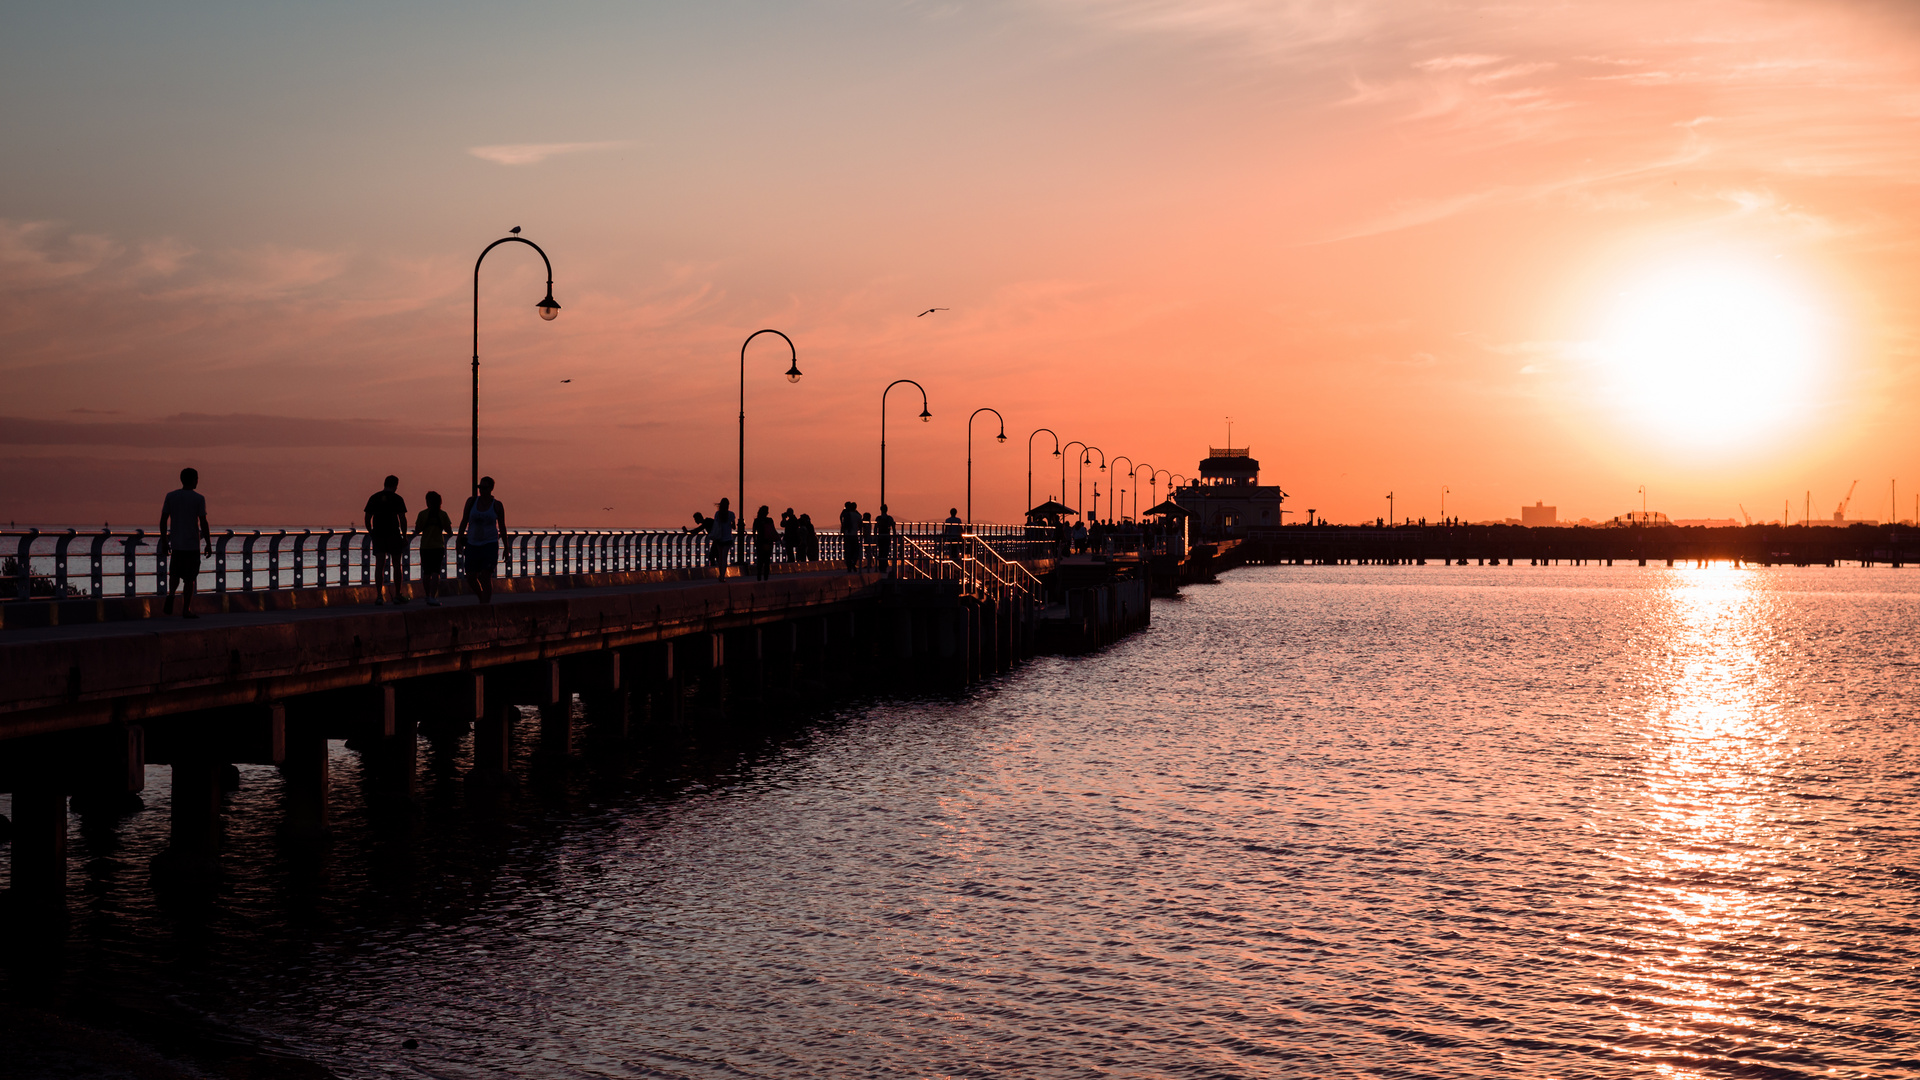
[158,467,211,618]
[874,504,896,575]
[364,474,410,605]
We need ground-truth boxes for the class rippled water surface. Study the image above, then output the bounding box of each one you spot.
[11,565,1920,1078]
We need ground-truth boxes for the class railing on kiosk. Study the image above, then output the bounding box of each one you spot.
[0,523,1051,602]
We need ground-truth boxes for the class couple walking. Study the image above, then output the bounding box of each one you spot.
[838,502,897,571]
[686,497,782,581]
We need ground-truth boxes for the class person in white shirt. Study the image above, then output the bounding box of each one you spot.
[158,467,211,618]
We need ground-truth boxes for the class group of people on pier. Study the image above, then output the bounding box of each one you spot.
[683,498,969,580]
[157,468,508,617]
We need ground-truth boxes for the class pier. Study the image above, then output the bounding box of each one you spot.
[0,525,1158,912]
[1236,522,1920,567]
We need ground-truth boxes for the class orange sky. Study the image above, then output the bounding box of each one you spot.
[4,0,1919,527]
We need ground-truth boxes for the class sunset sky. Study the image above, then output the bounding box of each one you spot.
[4,0,1919,527]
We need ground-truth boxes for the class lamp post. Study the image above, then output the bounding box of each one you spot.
[1152,468,1172,514]
[1131,462,1154,526]
[881,380,931,516]
[1077,446,1105,524]
[1441,485,1450,525]
[472,232,561,494]
[1027,428,1060,517]
[966,407,1007,529]
[1638,484,1647,525]
[1061,441,1089,519]
[1386,491,1394,527]
[1109,456,1136,525]
[739,329,802,563]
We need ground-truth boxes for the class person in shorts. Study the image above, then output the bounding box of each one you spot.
[457,476,505,604]
[363,474,410,605]
[158,467,211,618]
[412,490,453,606]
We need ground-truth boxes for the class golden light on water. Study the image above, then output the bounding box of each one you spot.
[1605,566,1803,1076]
[1599,262,1829,448]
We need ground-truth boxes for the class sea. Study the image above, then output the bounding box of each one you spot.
[3,564,1917,1079]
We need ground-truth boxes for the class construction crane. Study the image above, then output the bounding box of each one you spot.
[1834,480,1858,523]
[1738,503,1752,526]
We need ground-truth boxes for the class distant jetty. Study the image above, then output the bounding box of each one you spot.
[1231,522,1920,568]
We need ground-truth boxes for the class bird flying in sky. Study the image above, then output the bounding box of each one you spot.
[917,308,948,317]
[561,379,571,383]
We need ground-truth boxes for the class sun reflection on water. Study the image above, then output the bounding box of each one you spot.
[1601,566,1808,1074]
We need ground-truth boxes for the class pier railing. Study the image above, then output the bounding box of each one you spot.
[892,533,1048,605]
[0,523,1049,602]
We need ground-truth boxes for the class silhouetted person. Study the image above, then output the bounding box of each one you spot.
[1071,519,1087,553]
[158,467,210,618]
[412,490,453,606]
[944,507,963,558]
[840,501,862,571]
[780,508,798,562]
[753,505,777,581]
[709,497,736,572]
[799,513,818,561]
[874,504,896,574]
[458,476,506,604]
[365,474,409,605]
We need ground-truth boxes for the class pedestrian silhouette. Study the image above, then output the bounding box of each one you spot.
[839,501,862,571]
[753,505,777,581]
[944,506,963,558]
[412,490,453,606]
[710,497,736,573]
[799,513,818,561]
[458,476,506,604]
[780,507,799,563]
[364,474,410,605]
[158,467,211,618]
[874,503,896,575]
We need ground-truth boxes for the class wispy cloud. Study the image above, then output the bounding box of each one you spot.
[467,141,627,166]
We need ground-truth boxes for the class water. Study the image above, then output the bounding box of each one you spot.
[7,565,1918,1078]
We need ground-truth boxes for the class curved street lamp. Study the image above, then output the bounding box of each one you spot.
[739,329,802,562]
[881,379,931,515]
[1109,456,1136,525]
[1151,468,1172,513]
[1131,461,1154,525]
[472,232,560,493]
[966,407,1007,528]
[1061,441,1089,519]
[1027,428,1060,518]
[1077,445,1106,524]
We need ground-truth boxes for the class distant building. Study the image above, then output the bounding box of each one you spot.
[1521,501,1557,527]
[1172,447,1286,539]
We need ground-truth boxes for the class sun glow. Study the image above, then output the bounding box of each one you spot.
[1598,261,1828,447]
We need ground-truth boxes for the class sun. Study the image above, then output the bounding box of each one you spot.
[1597,261,1828,446]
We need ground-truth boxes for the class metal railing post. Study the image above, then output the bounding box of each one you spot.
[241,531,261,592]
[121,531,144,598]
[268,530,286,591]
[51,529,77,598]
[215,530,234,595]
[88,529,110,598]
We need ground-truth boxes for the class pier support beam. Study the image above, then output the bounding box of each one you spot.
[280,708,327,837]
